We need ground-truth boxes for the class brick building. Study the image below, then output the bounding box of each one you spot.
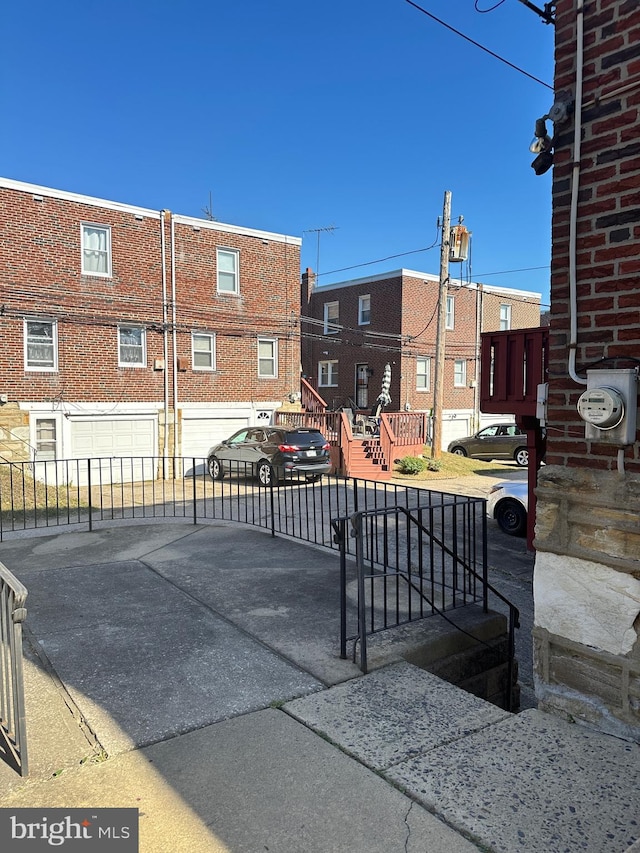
[0,178,301,478]
[533,0,640,740]
[301,268,541,448]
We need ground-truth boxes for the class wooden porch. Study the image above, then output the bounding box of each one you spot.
[275,379,429,480]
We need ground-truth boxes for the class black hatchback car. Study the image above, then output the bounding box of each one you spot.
[207,426,332,486]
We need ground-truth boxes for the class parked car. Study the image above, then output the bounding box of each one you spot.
[447,423,529,467]
[207,426,332,486]
[487,480,528,536]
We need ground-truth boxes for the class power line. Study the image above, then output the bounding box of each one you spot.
[316,234,440,278]
[403,0,553,90]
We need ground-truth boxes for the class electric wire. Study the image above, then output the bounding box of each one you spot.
[475,0,507,11]
[403,0,553,90]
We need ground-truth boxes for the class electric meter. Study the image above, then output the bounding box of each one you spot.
[577,386,624,429]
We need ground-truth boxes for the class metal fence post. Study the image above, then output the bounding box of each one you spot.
[87,460,92,532]
[192,458,198,525]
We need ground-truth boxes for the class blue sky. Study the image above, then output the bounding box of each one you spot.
[1,0,554,306]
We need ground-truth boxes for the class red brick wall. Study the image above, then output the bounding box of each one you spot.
[548,0,640,472]
[304,271,539,413]
[0,184,300,406]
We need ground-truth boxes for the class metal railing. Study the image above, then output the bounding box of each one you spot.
[333,502,520,711]
[0,456,519,712]
[0,560,28,776]
[0,457,480,550]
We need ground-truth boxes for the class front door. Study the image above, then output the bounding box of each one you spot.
[355,364,369,408]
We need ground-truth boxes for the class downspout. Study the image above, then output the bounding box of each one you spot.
[170,214,179,460]
[474,282,483,432]
[568,0,587,386]
[160,211,170,476]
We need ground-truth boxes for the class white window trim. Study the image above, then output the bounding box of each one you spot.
[323,301,340,335]
[217,247,240,295]
[24,318,58,372]
[118,325,147,368]
[81,222,112,277]
[358,294,371,326]
[192,332,216,371]
[318,360,338,387]
[454,359,467,388]
[416,356,431,391]
[499,303,512,331]
[446,295,455,331]
[257,337,278,378]
[33,415,59,461]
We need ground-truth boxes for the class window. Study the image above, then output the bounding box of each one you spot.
[35,418,57,461]
[217,248,239,294]
[499,304,512,331]
[319,360,338,387]
[81,224,111,276]
[454,359,467,387]
[258,337,278,378]
[416,357,431,391]
[192,333,215,370]
[446,296,455,330]
[118,326,146,367]
[323,301,339,334]
[25,319,57,371]
[358,294,371,325]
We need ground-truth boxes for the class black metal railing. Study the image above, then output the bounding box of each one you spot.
[0,456,519,710]
[332,502,520,711]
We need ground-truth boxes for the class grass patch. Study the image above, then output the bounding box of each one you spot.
[392,450,514,480]
[0,465,83,514]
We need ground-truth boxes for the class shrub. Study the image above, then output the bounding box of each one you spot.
[426,458,442,472]
[398,456,427,475]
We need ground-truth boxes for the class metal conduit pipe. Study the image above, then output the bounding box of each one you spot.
[170,214,179,460]
[568,0,587,386]
[160,211,170,475]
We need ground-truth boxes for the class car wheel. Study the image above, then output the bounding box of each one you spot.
[495,498,527,536]
[208,456,224,480]
[305,473,323,483]
[515,447,529,467]
[450,446,467,457]
[256,460,275,487]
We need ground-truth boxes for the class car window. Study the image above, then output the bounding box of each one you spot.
[478,426,499,437]
[285,430,326,443]
[504,425,518,436]
[228,429,249,444]
[248,429,266,442]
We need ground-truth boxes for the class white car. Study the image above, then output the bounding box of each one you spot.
[487,480,528,536]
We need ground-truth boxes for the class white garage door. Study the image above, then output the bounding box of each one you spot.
[181,417,249,462]
[442,418,471,450]
[70,418,156,485]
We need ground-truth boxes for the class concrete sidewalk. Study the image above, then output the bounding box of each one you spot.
[0,522,638,852]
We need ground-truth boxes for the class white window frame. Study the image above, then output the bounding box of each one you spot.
[454,359,467,387]
[24,319,58,372]
[416,356,431,391]
[257,337,278,378]
[217,248,239,294]
[319,360,338,387]
[118,325,147,368]
[81,223,112,277]
[499,303,512,331]
[192,332,216,371]
[446,295,455,330]
[323,301,340,335]
[34,416,58,461]
[358,294,371,326]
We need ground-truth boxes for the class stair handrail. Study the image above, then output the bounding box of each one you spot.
[378,413,396,472]
[301,377,328,413]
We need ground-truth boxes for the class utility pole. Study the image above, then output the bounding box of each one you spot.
[431,190,451,459]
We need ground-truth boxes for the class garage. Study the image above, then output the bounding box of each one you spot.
[181,417,249,463]
[70,417,156,485]
[441,417,471,450]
